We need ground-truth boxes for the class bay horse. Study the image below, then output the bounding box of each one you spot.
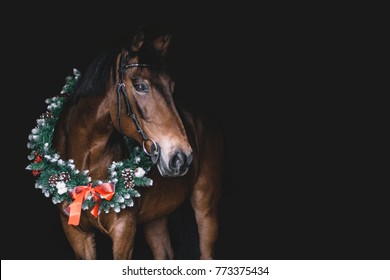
[31,25,223,259]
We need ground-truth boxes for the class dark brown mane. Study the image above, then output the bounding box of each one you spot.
[73,32,169,103]
[72,48,120,101]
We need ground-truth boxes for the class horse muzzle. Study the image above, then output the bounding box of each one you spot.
[157,150,193,177]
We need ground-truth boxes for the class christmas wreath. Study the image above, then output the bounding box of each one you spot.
[26,69,154,225]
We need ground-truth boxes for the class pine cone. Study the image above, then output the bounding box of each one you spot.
[59,172,70,182]
[48,174,58,187]
[122,168,134,189]
[124,181,134,189]
[40,111,53,119]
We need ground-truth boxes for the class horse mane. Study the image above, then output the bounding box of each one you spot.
[72,47,120,101]
[72,45,168,102]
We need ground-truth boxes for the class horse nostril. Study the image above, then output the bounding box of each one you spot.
[186,153,193,166]
[169,152,186,172]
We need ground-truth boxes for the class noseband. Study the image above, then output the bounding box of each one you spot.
[116,53,160,164]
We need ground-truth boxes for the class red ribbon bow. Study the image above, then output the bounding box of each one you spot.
[68,183,115,226]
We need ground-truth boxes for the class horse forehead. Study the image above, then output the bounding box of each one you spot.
[132,68,171,84]
[127,55,170,81]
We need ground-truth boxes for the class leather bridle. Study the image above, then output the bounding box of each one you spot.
[116,53,160,164]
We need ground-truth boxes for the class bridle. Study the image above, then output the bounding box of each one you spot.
[116,53,160,164]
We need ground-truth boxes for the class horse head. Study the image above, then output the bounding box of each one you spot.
[109,25,193,177]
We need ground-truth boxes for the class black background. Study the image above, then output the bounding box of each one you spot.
[2,5,388,260]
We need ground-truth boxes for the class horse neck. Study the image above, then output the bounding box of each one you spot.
[54,95,124,180]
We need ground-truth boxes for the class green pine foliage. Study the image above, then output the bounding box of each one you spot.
[26,69,154,214]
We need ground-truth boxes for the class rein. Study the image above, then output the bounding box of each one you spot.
[116,53,160,164]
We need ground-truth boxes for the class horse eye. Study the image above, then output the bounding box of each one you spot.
[133,83,149,94]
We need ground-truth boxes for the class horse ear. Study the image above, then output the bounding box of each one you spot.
[152,33,172,56]
[130,28,145,52]
[130,25,172,56]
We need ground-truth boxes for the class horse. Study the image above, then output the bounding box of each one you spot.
[27,25,223,260]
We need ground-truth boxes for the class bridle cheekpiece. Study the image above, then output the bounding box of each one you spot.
[116,53,160,164]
